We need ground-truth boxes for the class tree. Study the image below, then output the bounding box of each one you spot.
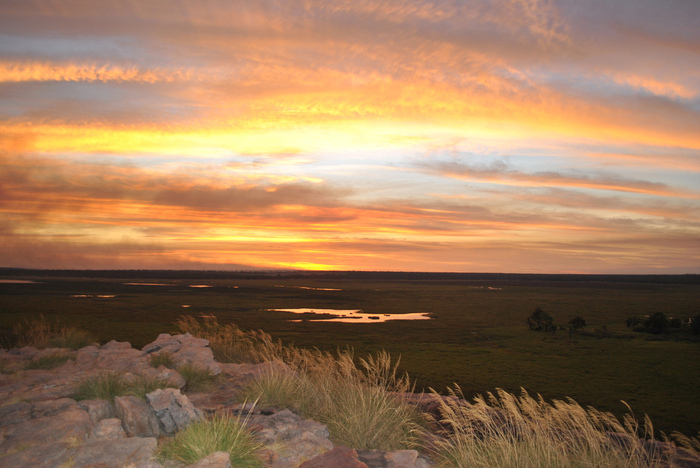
[626,316,642,328]
[644,312,669,335]
[527,307,555,332]
[691,314,700,335]
[568,316,586,337]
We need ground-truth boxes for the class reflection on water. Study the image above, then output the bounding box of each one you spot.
[124,283,169,286]
[189,284,212,288]
[275,285,342,291]
[267,308,431,323]
[71,295,116,298]
[0,279,37,284]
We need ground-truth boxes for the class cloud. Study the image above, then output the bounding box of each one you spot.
[418,157,697,198]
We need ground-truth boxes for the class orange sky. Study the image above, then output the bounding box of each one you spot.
[1,0,699,273]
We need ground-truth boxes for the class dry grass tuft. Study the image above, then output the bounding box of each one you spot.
[176,315,283,363]
[12,315,96,350]
[430,385,687,468]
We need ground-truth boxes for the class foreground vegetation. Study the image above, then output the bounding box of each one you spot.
[175,314,698,467]
[3,313,700,466]
[1,272,698,438]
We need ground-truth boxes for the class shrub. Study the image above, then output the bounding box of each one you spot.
[692,314,700,335]
[430,386,681,468]
[25,351,74,370]
[125,374,176,400]
[157,412,262,467]
[177,363,219,393]
[527,307,555,332]
[644,313,669,335]
[626,316,643,328]
[568,316,586,337]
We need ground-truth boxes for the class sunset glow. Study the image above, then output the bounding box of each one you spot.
[1,0,699,273]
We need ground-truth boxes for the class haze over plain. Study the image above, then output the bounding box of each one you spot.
[1,0,699,273]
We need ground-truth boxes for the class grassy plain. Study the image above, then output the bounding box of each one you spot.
[0,271,698,437]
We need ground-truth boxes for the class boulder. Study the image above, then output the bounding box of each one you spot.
[78,398,115,423]
[187,451,232,468]
[70,436,158,467]
[300,446,369,468]
[0,408,92,456]
[0,441,73,468]
[114,395,162,437]
[91,418,126,440]
[146,387,203,435]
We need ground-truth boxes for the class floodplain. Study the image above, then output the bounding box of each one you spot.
[1,270,698,437]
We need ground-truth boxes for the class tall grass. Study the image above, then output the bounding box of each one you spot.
[430,385,684,468]
[24,350,74,370]
[176,363,219,393]
[12,315,95,350]
[241,347,426,450]
[73,371,175,402]
[176,315,282,363]
[158,412,262,467]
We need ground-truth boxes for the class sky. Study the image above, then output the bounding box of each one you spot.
[1,0,699,274]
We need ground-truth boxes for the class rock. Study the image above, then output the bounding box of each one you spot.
[300,446,369,468]
[114,395,162,437]
[91,418,127,440]
[78,398,115,423]
[187,451,232,468]
[0,402,31,426]
[357,449,432,468]
[0,408,92,456]
[385,450,430,468]
[140,365,187,389]
[248,409,333,468]
[249,408,330,443]
[101,340,134,351]
[70,436,158,468]
[31,397,78,418]
[146,387,203,435]
[142,333,183,354]
[0,441,73,468]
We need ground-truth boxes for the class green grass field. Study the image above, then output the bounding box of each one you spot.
[1,272,698,437]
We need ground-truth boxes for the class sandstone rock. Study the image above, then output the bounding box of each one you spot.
[78,398,115,423]
[300,446,369,468]
[0,402,31,426]
[102,340,134,351]
[0,441,72,468]
[91,417,127,440]
[249,408,330,443]
[0,408,92,455]
[140,365,187,389]
[70,436,158,468]
[114,395,162,437]
[187,451,232,468]
[146,387,203,435]
[142,333,182,355]
[384,450,430,468]
[31,397,78,418]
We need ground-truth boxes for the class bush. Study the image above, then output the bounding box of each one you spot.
[431,386,682,468]
[692,314,700,335]
[527,307,555,332]
[158,412,262,467]
[644,313,669,335]
[568,316,586,337]
[626,316,643,328]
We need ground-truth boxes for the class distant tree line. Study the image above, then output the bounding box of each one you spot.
[526,306,700,339]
